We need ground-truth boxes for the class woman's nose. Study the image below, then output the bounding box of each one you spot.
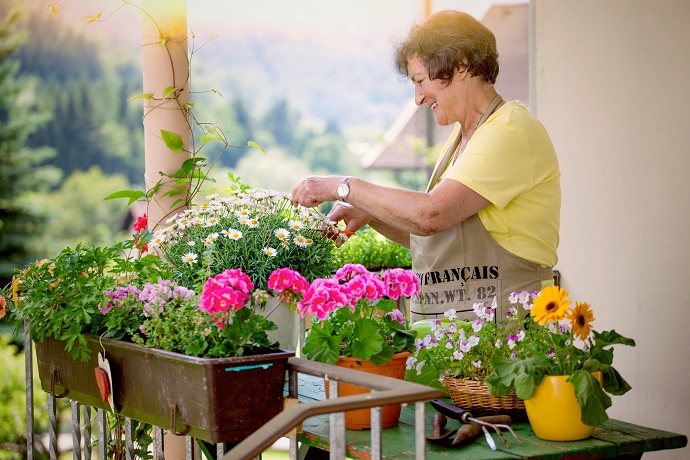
[414,86,425,106]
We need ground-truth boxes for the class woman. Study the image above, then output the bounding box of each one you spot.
[291,10,560,321]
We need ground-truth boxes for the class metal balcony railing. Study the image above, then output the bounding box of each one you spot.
[23,321,443,460]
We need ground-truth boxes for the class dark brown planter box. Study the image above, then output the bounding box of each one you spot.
[34,334,294,443]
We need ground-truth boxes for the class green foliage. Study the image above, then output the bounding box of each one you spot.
[0,335,48,454]
[0,6,59,284]
[28,167,133,255]
[335,226,412,270]
[5,243,173,362]
[132,296,210,355]
[100,415,153,460]
[122,281,279,359]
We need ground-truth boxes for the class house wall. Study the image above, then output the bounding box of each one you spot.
[531,0,690,457]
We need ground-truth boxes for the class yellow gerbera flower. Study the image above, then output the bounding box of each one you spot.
[569,301,595,340]
[530,286,571,325]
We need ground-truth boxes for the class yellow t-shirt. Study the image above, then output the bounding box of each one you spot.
[439,101,560,267]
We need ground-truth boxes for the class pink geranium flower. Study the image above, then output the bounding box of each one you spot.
[383,268,421,300]
[297,278,348,320]
[267,268,309,297]
[200,269,254,314]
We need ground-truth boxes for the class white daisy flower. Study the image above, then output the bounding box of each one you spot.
[226,229,243,240]
[187,241,196,247]
[247,218,259,228]
[288,220,304,231]
[204,232,219,246]
[150,234,166,247]
[294,235,312,248]
[181,252,198,264]
[274,228,290,240]
[263,247,278,257]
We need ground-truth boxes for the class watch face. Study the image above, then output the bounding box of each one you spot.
[337,183,349,199]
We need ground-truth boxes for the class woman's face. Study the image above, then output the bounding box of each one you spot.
[407,56,465,126]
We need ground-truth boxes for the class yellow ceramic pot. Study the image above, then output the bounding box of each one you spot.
[524,372,602,441]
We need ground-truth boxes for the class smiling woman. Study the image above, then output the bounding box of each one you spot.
[290,8,560,324]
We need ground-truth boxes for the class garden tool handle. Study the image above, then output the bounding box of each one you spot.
[430,399,474,423]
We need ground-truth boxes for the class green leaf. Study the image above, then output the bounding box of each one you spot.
[162,86,177,99]
[160,130,185,152]
[485,354,550,399]
[600,365,633,396]
[201,126,223,144]
[247,141,265,153]
[127,93,154,101]
[200,134,223,143]
[302,323,342,365]
[103,189,146,206]
[569,370,611,426]
[594,330,636,348]
[368,342,395,366]
[350,319,384,361]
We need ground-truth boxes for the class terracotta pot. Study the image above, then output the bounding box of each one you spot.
[524,372,603,441]
[325,351,410,430]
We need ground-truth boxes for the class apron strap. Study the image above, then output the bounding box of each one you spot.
[426,93,503,192]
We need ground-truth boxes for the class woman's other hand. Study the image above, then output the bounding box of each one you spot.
[290,175,341,208]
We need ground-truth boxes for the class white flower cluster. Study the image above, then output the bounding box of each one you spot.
[149,189,331,266]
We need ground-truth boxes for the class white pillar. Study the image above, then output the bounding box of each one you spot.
[141,2,192,458]
[142,0,190,231]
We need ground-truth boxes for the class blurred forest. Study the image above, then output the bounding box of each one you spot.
[0,1,414,289]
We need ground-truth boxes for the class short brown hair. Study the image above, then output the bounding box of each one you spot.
[394,10,499,85]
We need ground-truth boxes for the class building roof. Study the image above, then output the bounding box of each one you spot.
[361,3,528,170]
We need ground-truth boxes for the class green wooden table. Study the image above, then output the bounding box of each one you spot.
[295,376,688,459]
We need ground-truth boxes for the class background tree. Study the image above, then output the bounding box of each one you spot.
[27,166,133,256]
[0,6,59,287]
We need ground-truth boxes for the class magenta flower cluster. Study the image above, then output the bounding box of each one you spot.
[199,268,254,315]
[267,267,309,302]
[286,263,421,321]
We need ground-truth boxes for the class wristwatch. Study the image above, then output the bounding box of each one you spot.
[337,176,352,202]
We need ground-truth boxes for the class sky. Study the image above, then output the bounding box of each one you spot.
[45,0,501,43]
[33,0,525,135]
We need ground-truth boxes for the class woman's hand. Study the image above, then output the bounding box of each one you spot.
[327,202,370,230]
[290,175,340,208]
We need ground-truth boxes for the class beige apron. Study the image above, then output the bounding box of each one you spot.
[409,94,553,322]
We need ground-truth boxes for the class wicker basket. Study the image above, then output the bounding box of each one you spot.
[443,378,526,418]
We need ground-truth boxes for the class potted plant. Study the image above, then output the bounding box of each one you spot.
[406,291,540,418]
[146,176,340,348]
[334,226,412,271]
[1,181,341,443]
[484,286,636,441]
[271,262,420,429]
